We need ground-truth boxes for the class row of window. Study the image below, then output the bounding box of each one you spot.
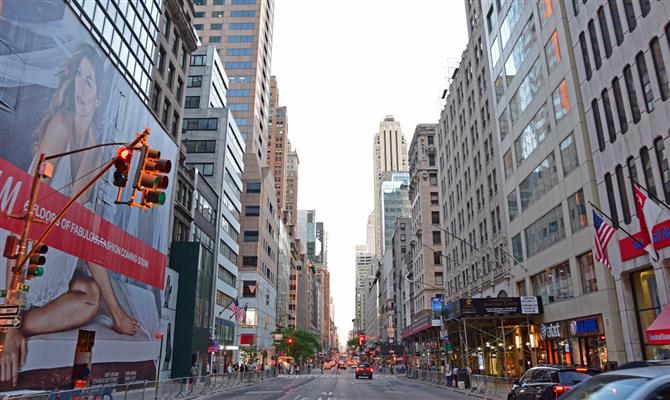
[195,0,255,4]
[592,34,670,151]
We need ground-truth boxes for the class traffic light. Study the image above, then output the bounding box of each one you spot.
[26,243,47,279]
[287,337,294,346]
[133,145,172,207]
[3,236,19,259]
[113,147,133,187]
[358,334,365,347]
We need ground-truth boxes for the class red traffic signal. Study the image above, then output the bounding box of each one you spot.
[113,147,133,187]
[26,243,47,279]
[287,337,294,345]
[133,146,172,207]
[358,335,365,347]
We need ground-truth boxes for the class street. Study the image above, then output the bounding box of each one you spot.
[204,369,478,400]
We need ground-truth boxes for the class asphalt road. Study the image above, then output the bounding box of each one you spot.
[205,369,478,400]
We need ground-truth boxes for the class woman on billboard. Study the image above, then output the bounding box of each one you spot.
[0,44,140,386]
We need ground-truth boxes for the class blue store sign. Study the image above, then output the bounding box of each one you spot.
[569,317,601,336]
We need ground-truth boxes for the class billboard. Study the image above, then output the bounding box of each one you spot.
[0,0,176,390]
[159,268,178,380]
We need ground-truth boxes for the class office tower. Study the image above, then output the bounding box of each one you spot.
[285,146,300,228]
[390,217,410,344]
[380,172,411,253]
[482,0,623,370]
[407,124,445,326]
[366,212,375,254]
[267,77,289,214]
[568,0,669,363]
[194,0,278,357]
[373,115,408,257]
[354,245,372,334]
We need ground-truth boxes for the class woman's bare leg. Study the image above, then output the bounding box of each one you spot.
[87,263,139,335]
[21,276,100,336]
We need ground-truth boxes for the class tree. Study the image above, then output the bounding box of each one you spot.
[347,338,359,349]
[275,328,322,362]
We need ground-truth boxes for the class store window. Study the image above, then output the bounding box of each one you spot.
[631,269,670,360]
[578,251,598,294]
[532,261,573,304]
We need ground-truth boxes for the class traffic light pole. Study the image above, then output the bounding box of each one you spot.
[5,130,150,306]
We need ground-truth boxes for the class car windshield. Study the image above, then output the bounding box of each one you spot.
[558,371,596,384]
[561,375,650,399]
[358,364,369,368]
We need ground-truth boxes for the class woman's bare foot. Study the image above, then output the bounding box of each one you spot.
[111,311,139,335]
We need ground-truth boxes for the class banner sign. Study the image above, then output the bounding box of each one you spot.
[619,218,670,261]
[445,297,543,319]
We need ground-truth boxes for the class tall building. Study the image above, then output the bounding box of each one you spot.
[150,0,198,140]
[482,0,624,370]
[354,245,372,334]
[297,210,318,260]
[568,0,670,362]
[267,77,289,214]
[390,217,410,344]
[194,0,278,359]
[285,146,300,228]
[373,115,409,257]
[380,172,411,253]
[366,212,376,255]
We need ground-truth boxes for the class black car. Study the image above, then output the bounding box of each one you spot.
[507,366,601,400]
[355,363,373,379]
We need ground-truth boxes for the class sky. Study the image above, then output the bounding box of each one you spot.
[271,0,468,347]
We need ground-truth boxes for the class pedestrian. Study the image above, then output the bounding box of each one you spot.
[445,363,452,386]
[452,366,458,387]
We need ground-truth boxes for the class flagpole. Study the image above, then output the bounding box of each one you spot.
[588,201,646,248]
[630,178,670,212]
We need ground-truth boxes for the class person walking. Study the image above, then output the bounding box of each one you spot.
[452,366,459,388]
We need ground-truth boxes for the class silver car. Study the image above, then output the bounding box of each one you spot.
[560,365,670,400]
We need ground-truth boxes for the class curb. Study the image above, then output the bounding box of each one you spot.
[400,377,503,400]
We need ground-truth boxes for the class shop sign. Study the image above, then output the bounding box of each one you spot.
[619,218,670,261]
[448,296,543,318]
[569,318,601,336]
[540,323,562,339]
[521,296,539,314]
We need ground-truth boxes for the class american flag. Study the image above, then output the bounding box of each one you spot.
[593,210,616,269]
[229,299,246,322]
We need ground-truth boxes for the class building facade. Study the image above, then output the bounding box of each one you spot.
[568,0,670,361]
[285,147,300,228]
[355,245,373,334]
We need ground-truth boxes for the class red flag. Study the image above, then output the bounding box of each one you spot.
[633,183,662,261]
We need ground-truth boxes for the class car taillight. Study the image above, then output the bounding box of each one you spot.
[356,368,362,372]
[575,367,588,372]
[553,385,571,394]
[367,368,373,372]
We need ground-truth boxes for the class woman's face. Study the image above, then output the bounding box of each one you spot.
[74,56,100,118]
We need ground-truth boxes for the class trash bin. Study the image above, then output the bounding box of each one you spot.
[457,370,470,389]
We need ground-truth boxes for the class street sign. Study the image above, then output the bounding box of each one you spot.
[0,305,20,316]
[0,316,21,328]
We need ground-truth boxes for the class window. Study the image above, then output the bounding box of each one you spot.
[520,153,559,210]
[242,281,257,297]
[151,86,161,112]
[231,10,256,17]
[185,140,215,153]
[183,118,218,130]
[495,73,505,104]
[612,77,628,134]
[578,252,598,294]
[532,261,573,304]
[242,256,257,267]
[187,75,202,88]
[508,190,518,221]
[499,109,509,140]
[504,18,537,83]
[218,265,236,287]
[588,20,602,70]
[194,0,206,4]
[525,205,566,258]
[608,0,624,45]
[195,11,205,17]
[509,58,543,125]
[504,150,513,178]
[230,23,256,30]
[429,173,438,186]
[171,111,179,138]
[601,88,616,143]
[655,138,670,202]
[651,38,670,101]
[553,80,571,123]
[432,231,441,245]
[216,291,234,308]
[637,52,655,112]
[512,234,523,263]
[514,104,551,165]
[500,0,525,48]
[560,134,579,176]
[640,0,651,16]
[491,37,501,66]
[428,153,436,167]
[431,211,440,224]
[227,48,253,56]
[193,24,204,30]
[219,240,237,264]
[187,163,214,176]
[243,231,259,242]
[430,192,439,205]
[641,147,658,197]
[247,181,261,193]
[623,65,641,123]
[158,47,166,73]
[579,33,592,80]
[433,251,443,265]
[190,55,206,66]
[517,280,527,296]
[245,205,260,216]
[592,99,606,151]
[545,31,561,73]
[232,0,255,3]
[604,173,620,227]
[539,0,553,23]
[228,35,254,43]
[598,7,612,58]
[568,189,588,233]
[225,62,252,69]
[162,100,170,125]
[616,164,632,223]
[623,0,636,31]
[184,96,200,109]
[228,89,251,97]
[228,103,250,111]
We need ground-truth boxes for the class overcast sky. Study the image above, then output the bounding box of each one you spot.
[272,0,468,347]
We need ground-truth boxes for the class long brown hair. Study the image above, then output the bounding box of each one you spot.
[33,43,107,152]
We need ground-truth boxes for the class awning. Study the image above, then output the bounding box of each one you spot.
[240,334,255,345]
[647,305,670,345]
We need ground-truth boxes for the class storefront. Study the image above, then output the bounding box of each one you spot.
[631,268,670,360]
[536,315,608,369]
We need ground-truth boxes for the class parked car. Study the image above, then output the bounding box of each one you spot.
[559,365,670,400]
[507,366,601,400]
[355,363,373,379]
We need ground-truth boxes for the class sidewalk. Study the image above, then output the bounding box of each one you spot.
[401,371,507,400]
